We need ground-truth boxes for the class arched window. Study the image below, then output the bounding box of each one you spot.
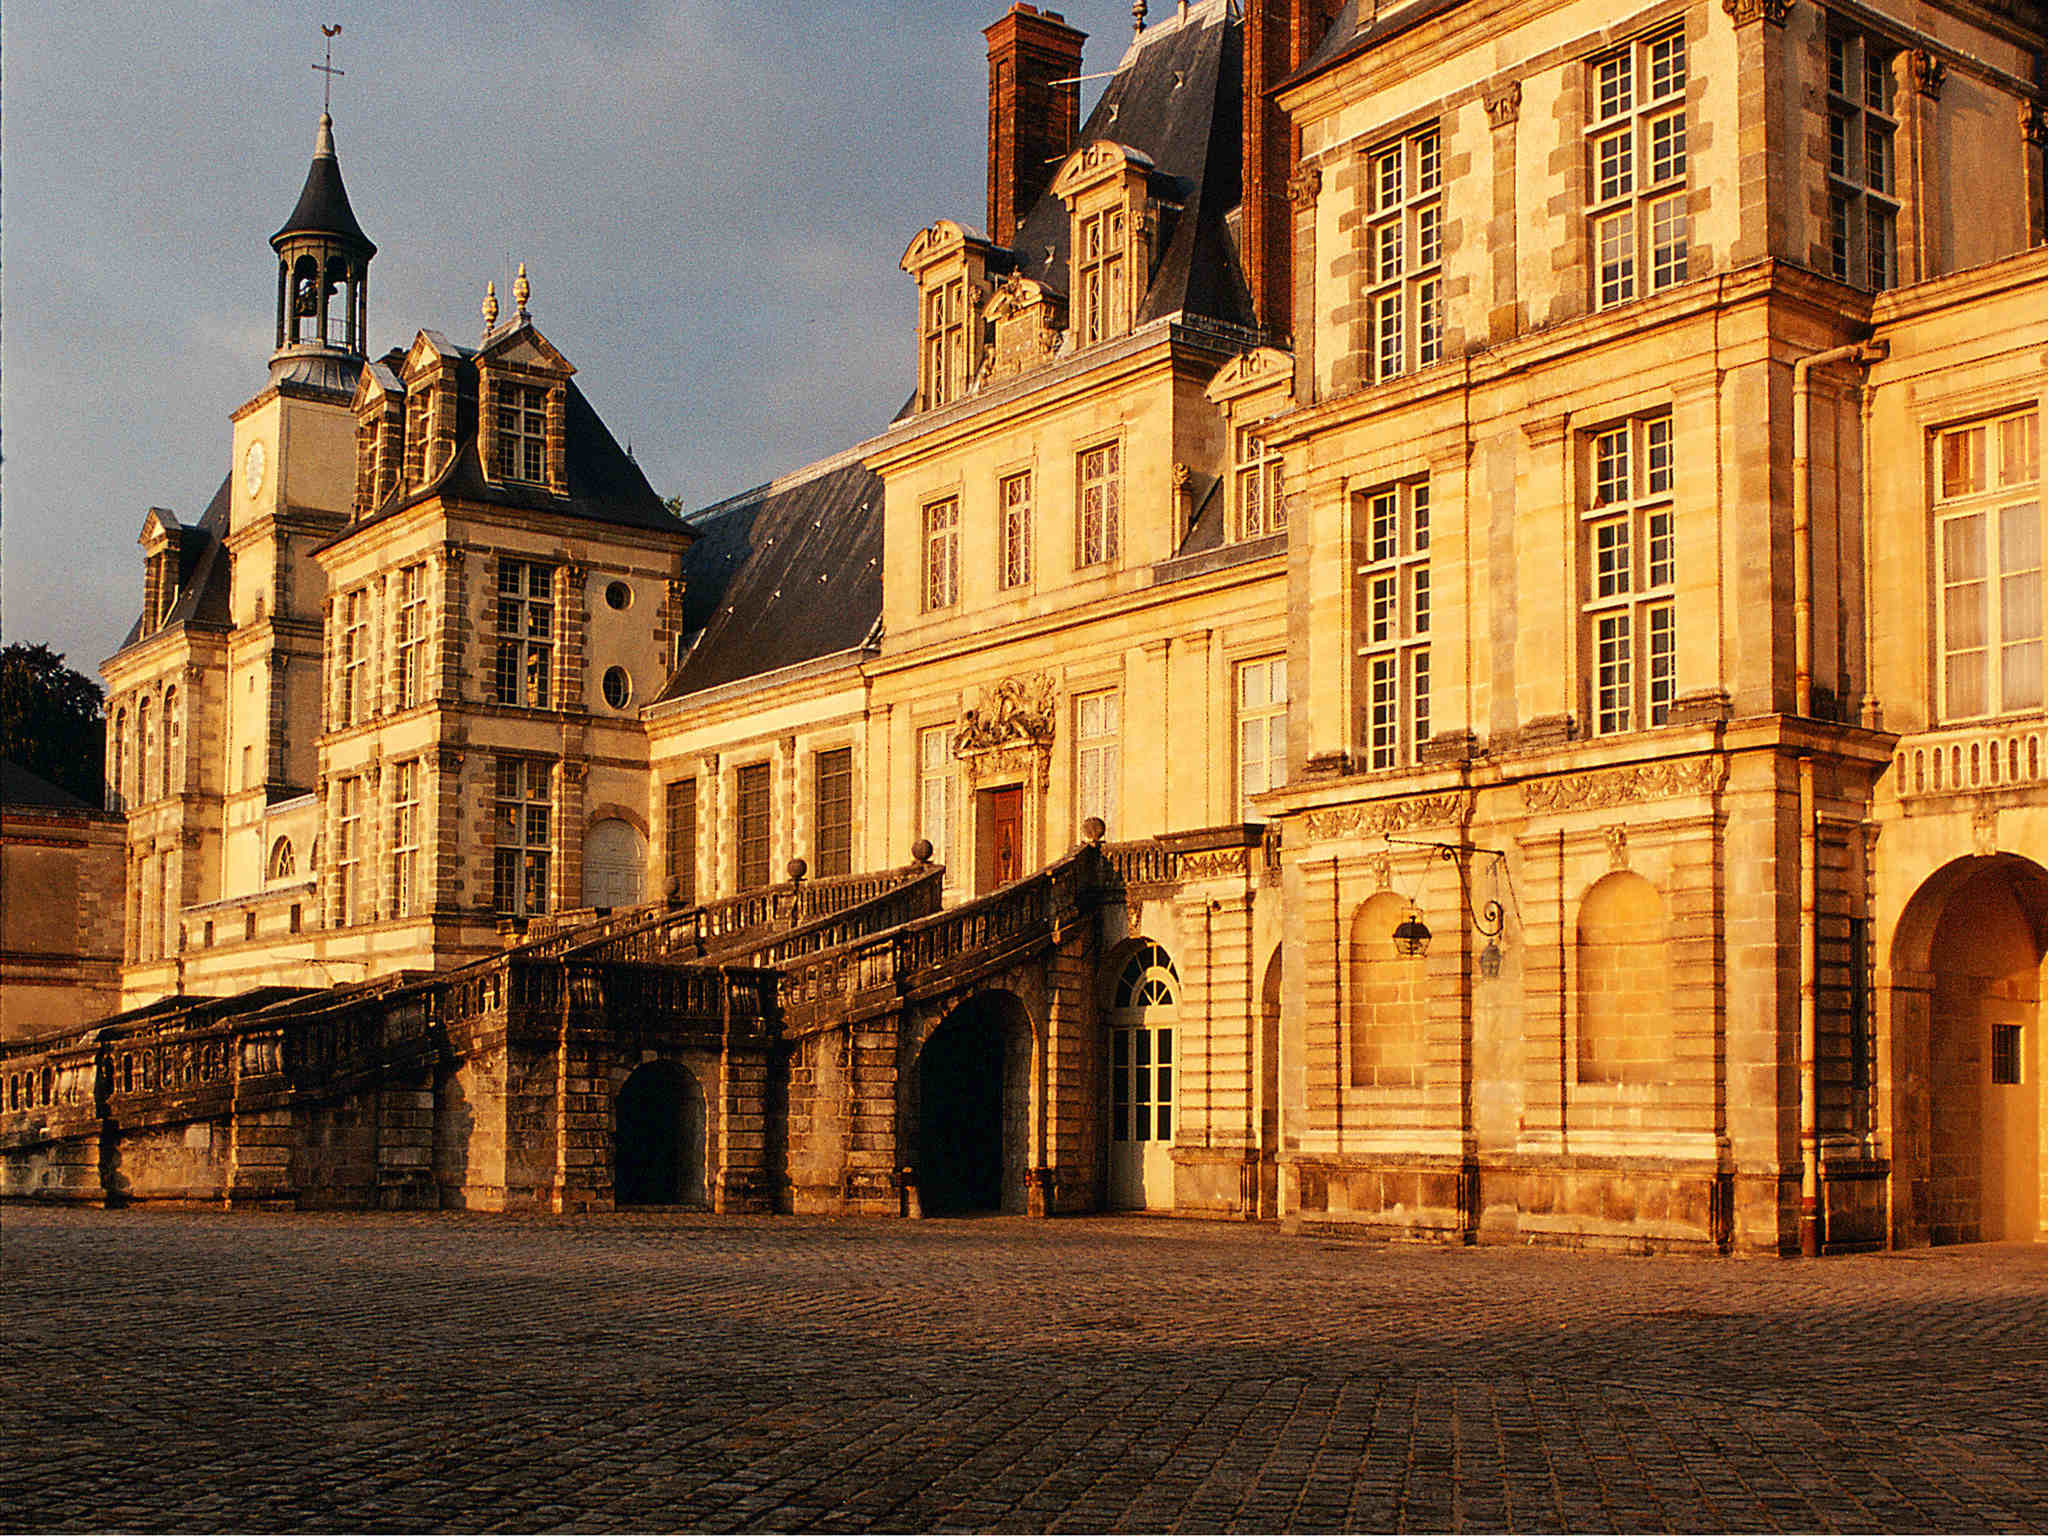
[268,838,297,881]
[110,709,128,810]
[162,688,180,798]
[1349,892,1428,1088]
[1112,942,1179,1007]
[1575,871,1674,1085]
[138,698,158,807]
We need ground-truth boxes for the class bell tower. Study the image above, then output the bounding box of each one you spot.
[269,111,377,390]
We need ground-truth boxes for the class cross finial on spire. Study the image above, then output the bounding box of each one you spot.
[313,24,345,115]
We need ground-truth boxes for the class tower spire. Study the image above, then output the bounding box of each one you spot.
[269,31,376,390]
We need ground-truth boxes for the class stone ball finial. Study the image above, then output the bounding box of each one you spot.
[482,280,499,334]
[911,838,935,865]
[1082,816,1107,844]
[786,857,808,883]
[513,261,531,320]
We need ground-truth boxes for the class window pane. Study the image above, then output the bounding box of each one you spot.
[1942,429,1985,499]
[2000,416,2040,486]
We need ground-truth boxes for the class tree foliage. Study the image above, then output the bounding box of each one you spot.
[1,643,106,805]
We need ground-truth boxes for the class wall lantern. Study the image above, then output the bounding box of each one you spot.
[1386,837,1514,975]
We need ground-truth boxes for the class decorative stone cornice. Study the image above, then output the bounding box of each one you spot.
[1519,755,1726,815]
[1287,164,1322,209]
[1482,80,1522,131]
[1720,0,1789,26]
[1300,790,1470,842]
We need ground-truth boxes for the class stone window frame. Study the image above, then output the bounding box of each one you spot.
[1823,26,1900,291]
[492,755,553,918]
[394,562,429,710]
[1364,122,1445,382]
[1586,23,1690,310]
[1075,203,1130,348]
[917,722,959,878]
[390,757,422,920]
[1234,655,1289,821]
[267,837,296,883]
[1581,412,1677,735]
[337,586,371,727]
[922,276,970,409]
[1233,422,1286,542]
[1075,436,1123,570]
[734,759,774,893]
[1073,687,1122,839]
[492,380,549,485]
[1356,477,1432,771]
[493,556,557,710]
[922,494,961,612]
[335,775,364,928]
[665,776,698,906]
[998,467,1035,590]
[1932,407,2042,723]
[812,745,856,879]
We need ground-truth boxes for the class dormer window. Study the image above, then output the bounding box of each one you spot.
[922,280,969,409]
[1078,207,1127,347]
[901,221,997,413]
[496,384,548,483]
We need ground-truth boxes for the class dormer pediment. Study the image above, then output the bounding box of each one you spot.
[1205,347,1296,406]
[139,507,181,552]
[401,329,463,380]
[351,358,404,413]
[900,219,995,277]
[479,321,574,378]
[1050,140,1155,202]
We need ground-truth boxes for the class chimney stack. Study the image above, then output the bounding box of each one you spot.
[985,4,1087,248]
[1242,0,1336,338]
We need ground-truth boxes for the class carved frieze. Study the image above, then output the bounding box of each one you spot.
[984,273,1066,385]
[1300,790,1471,842]
[1179,848,1248,881]
[1519,755,1726,815]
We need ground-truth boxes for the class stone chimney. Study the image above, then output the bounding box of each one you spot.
[985,4,1086,248]
[1242,0,1337,338]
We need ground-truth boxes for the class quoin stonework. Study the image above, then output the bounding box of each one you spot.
[4,0,2046,1256]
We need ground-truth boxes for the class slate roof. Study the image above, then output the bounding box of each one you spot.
[1,758,102,813]
[115,474,234,654]
[335,346,688,548]
[1290,0,1469,86]
[272,114,375,255]
[1008,0,1254,332]
[652,456,884,703]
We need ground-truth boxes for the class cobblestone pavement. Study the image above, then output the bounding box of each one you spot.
[6,1209,2048,1534]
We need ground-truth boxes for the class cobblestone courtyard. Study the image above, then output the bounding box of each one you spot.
[5,1208,2047,1532]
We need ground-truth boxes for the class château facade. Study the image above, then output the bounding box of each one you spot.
[4,0,2044,1255]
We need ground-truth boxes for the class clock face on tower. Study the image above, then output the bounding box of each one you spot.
[243,440,267,498]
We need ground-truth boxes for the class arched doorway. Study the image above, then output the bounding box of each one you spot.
[915,991,1032,1214]
[1108,941,1179,1212]
[614,1061,708,1207]
[583,818,647,911]
[1895,855,2046,1244]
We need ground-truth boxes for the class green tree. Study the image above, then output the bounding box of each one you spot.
[0,643,106,805]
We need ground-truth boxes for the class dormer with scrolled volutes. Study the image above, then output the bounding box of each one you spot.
[476,312,575,496]
[1050,140,1177,350]
[398,330,465,489]
[902,220,1003,412]
[983,273,1068,385]
[350,353,407,519]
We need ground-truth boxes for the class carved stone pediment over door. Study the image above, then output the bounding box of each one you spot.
[953,673,1056,787]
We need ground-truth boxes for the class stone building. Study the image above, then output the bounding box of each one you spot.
[0,762,124,1043]
[3,0,2044,1253]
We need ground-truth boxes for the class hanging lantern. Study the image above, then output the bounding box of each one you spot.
[1392,909,1432,957]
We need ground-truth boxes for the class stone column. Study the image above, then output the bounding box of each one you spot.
[1483,79,1522,342]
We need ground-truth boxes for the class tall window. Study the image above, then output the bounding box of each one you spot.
[1236,657,1288,818]
[1076,690,1121,836]
[162,688,180,798]
[336,776,363,927]
[493,757,551,916]
[1588,27,1688,309]
[735,762,772,891]
[394,563,428,708]
[1936,411,2042,720]
[923,496,960,611]
[495,558,555,709]
[919,726,957,870]
[1366,126,1444,380]
[1584,415,1677,734]
[390,759,420,919]
[495,383,547,483]
[110,710,127,812]
[139,699,157,806]
[339,588,369,725]
[1234,425,1286,541]
[922,278,967,409]
[1827,31,1898,291]
[1077,441,1121,568]
[666,777,697,906]
[1357,481,1431,769]
[1077,206,1127,346]
[814,748,854,878]
[1000,471,1034,589]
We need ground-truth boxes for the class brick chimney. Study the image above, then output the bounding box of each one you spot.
[985,5,1086,248]
[1242,0,1337,338]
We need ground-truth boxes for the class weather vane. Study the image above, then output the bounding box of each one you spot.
[312,24,344,114]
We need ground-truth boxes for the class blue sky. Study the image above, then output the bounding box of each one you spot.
[2,1,1140,676]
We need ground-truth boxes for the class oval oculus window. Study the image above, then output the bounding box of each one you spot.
[602,666,632,709]
[604,580,632,610]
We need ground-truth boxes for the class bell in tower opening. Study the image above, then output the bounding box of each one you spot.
[269,110,376,392]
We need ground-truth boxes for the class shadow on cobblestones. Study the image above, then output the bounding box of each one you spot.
[5,1208,2046,1533]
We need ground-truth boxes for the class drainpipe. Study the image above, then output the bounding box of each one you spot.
[1791,337,1887,1257]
